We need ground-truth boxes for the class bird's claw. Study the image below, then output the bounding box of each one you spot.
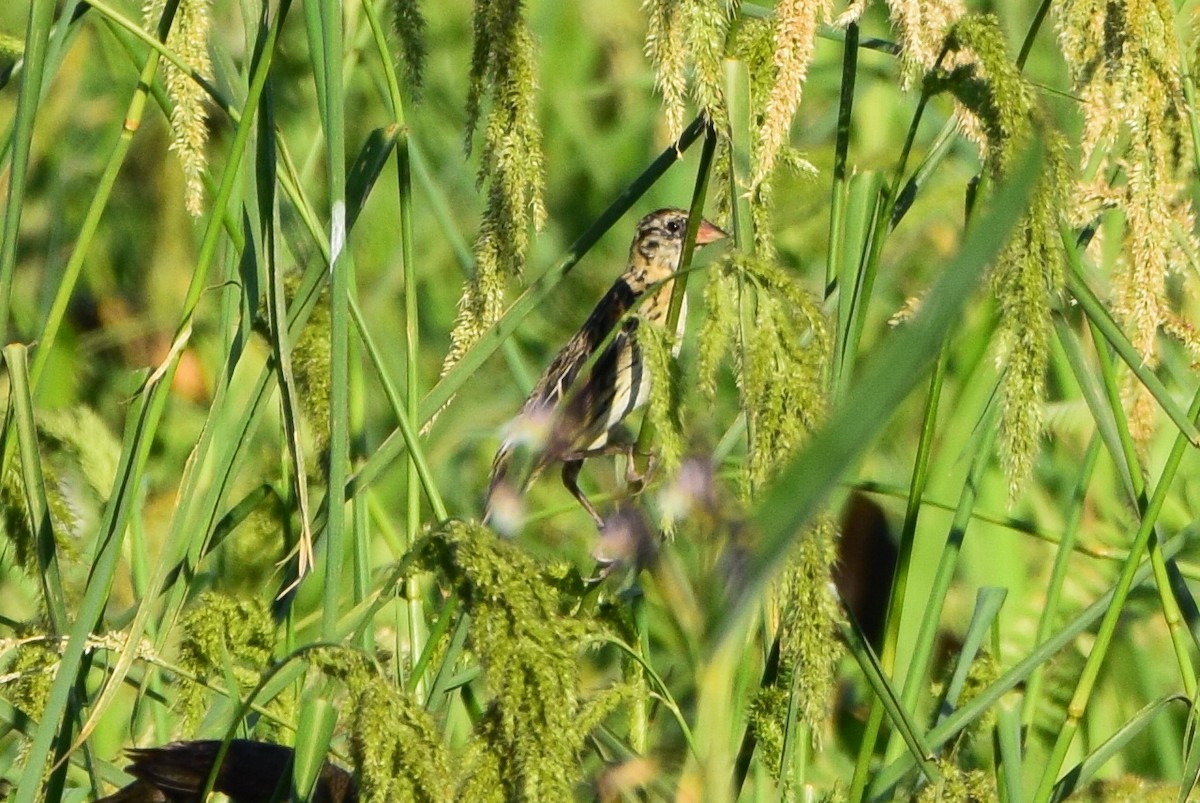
[625,452,657,496]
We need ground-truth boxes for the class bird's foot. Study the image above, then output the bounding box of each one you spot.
[625,452,658,496]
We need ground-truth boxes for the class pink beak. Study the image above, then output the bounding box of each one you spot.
[695,218,729,245]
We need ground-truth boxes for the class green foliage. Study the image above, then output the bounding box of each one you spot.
[3,633,56,722]
[1057,0,1197,438]
[643,0,730,137]
[0,409,104,588]
[176,594,276,730]
[700,252,830,496]
[776,515,843,745]
[640,320,685,480]
[721,16,820,257]
[753,0,830,187]
[1,0,1198,799]
[443,0,547,380]
[142,0,212,217]
[314,649,453,802]
[914,763,997,802]
[289,286,333,459]
[413,521,617,800]
[0,33,21,74]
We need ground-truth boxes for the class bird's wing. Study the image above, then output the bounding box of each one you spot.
[485,277,639,517]
[125,740,291,801]
[546,317,644,462]
[522,277,638,415]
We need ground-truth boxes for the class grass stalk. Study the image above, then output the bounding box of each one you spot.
[848,342,948,800]
[0,0,57,346]
[1020,436,1100,729]
[1032,389,1200,799]
[879,395,1001,767]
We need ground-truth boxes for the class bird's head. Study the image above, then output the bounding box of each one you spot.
[631,208,728,279]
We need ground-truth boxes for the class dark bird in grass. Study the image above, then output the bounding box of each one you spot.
[96,739,357,803]
[483,208,728,530]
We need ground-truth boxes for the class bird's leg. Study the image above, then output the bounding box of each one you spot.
[624,446,658,496]
[562,459,606,528]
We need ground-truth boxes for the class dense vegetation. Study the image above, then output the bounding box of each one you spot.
[0,0,1199,800]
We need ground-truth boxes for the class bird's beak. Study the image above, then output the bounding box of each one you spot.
[695,218,729,245]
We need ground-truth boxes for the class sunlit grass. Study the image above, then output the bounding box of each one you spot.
[0,1,1198,801]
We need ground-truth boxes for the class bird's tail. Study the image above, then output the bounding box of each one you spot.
[482,424,548,531]
[482,441,515,525]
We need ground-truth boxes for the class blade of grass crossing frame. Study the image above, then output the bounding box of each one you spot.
[834,171,884,399]
[715,142,1043,647]
[0,0,57,346]
[1048,694,1189,802]
[312,0,352,641]
[3,345,67,632]
[837,605,939,782]
[258,64,317,589]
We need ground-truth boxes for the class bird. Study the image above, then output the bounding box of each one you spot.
[95,739,358,803]
[483,207,728,529]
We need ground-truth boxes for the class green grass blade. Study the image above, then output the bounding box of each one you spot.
[1020,436,1100,730]
[869,531,1189,798]
[715,142,1043,646]
[934,587,1007,729]
[311,0,352,642]
[995,700,1024,803]
[1063,262,1200,447]
[1048,694,1190,802]
[293,695,337,799]
[838,609,939,782]
[1181,704,1200,803]
[3,344,66,632]
[834,171,885,398]
[0,0,57,346]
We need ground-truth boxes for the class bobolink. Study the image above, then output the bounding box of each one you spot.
[484,207,727,529]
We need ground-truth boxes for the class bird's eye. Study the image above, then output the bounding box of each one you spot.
[665,219,682,234]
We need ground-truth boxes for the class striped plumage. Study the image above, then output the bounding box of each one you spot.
[484,208,727,528]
